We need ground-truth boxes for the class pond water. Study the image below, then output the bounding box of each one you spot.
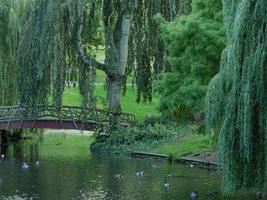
[0,133,253,200]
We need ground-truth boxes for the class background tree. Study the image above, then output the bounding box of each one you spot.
[76,0,135,116]
[155,0,225,122]
[129,0,191,103]
[0,0,32,106]
[17,0,101,111]
[206,0,267,194]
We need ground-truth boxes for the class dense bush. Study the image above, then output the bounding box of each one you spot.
[154,0,225,122]
[91,117,188,154]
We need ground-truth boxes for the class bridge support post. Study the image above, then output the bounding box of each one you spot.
[0,130,8,146]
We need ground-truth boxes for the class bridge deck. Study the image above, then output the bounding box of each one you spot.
[0,105,135,131]
[0,119,98,131]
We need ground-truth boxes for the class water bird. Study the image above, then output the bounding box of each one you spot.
[114,174,123,179]
[163,182,170,189]
[1,154,4,159]
[190,191,198,199]
[208,188,218,195]
[22,162,29,169]
[255,191,264,199]
[56,142,62,146]
[136,171,144,177]
[35,161,40,167]
[167,173,178,178]
[190,163,194,168]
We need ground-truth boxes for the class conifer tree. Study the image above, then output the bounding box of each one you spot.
[155,0,225,121]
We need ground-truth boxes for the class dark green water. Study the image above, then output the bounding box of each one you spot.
[0,134,253,200]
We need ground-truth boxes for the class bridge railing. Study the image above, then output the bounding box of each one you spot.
[0,105,135,126]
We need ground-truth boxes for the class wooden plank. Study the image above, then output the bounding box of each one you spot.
[132,151,168,158]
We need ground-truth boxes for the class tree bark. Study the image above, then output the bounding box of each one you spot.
[106,11,132,113]
[76,0,134,127]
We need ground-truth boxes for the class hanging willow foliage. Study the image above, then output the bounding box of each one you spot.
[206,0,267,194]
[0,0,32,106]
[17,0,99,111]
[17,0,67,108]
[130,0,191,103]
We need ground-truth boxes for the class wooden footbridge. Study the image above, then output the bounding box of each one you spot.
[0,105,135,131]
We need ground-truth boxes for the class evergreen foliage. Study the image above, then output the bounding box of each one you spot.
[155,0,225,121]
[206,0,267,194]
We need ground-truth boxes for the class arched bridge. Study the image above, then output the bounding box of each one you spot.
[0,105,135,131]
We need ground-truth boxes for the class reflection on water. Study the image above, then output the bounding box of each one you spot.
[0,133,252,200]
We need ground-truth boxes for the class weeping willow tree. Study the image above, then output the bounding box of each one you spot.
[17,0,99,110]
[0,0,32,106]
[206,0,267,194]
[18,0,67,108]
[130,0,191,103]
[76,0,136,116]
[16,0,136,125]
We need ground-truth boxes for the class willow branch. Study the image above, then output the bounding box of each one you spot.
[76,0,107,72]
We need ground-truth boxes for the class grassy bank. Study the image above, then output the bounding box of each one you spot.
[62,77,212,159]
[63,86,160,121]
[151,134,214,159]
[91,119,214,159]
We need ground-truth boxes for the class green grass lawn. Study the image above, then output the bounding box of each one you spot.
[63,86,160,121]
[151,134,214,159]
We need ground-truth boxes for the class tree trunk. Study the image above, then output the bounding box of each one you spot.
[0,130,8,146]
[104,6,132,112]
[77,0,134,128]
[107,76,122,112]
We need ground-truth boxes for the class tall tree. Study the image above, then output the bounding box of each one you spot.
[155,0,225,121]
[206,0,267,194]
[17,0,135,127]
[0,0,32,106]
[17,0,68,109]
[131,0,190,103]
[76,0,135,114]
[17,0,100,111]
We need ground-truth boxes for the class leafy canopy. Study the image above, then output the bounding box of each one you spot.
[206,0,267,194]
[155,0,225,121]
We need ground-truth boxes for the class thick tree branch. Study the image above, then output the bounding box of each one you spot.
[76,0,107,72]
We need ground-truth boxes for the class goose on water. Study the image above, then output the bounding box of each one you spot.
[208,188,218,195]
[163,182,170,189]
[35,161,40,167]
[114,174,123,179]
[22,162,29,169]
[190,191,198,199]
[136,171,144,177]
